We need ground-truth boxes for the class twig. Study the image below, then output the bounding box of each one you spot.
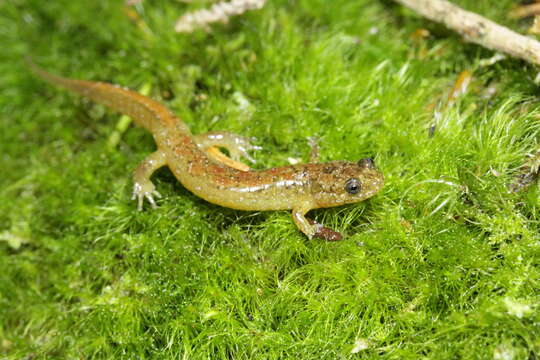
[175,0,267,33]
[393,0,540,67]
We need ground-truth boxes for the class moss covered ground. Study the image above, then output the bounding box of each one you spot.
[1,0,539,358]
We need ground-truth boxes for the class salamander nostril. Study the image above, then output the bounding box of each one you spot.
[357,158,375,169]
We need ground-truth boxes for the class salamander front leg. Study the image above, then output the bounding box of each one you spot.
[292,206,343,241]
[132,149,167,210]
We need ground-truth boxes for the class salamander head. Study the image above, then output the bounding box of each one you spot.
[310,158,384,208]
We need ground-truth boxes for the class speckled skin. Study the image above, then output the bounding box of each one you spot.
[31,65,384,240]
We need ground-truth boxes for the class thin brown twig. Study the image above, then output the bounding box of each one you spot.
[393,0,540,67]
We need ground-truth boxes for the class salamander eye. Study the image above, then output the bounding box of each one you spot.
[345,178,361,195]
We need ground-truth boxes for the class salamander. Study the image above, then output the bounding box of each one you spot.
[30,63,384,240]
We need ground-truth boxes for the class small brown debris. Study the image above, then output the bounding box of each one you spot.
[400,219,412,231]
[410,28,430,41]
[509,3,540,19]
[447,70,473,107]
[509,149,540,192]
[307,219,343,241]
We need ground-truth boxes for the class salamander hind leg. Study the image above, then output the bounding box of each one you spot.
[193,131,261,163]
[132,149,167,210]
[292,206,343,241]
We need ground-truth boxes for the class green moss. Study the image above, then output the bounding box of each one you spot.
[1,0,539,358]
